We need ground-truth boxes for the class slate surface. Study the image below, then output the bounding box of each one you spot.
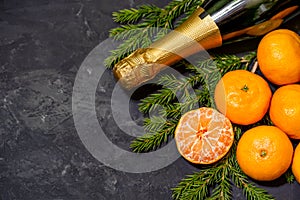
[0,0,300,199]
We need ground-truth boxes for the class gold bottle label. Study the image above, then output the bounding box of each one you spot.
[113,7,222,90]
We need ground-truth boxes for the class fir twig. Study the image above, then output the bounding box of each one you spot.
[130,119,177,152]
[139,73,204,114]
[231,166,275,200]
[285,169,295,184]
[172,166,217,199]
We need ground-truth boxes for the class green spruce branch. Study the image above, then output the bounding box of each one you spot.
[171,169,215,199]
[230,165,275,200]
[285,169,295,184]
[138,72,204,114]
[130,119,177,152]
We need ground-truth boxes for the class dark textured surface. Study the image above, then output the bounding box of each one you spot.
[0,0,300,199]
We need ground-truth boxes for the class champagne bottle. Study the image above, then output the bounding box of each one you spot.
[113,0,299,90]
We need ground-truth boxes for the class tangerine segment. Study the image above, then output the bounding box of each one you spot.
[175,107,234,164]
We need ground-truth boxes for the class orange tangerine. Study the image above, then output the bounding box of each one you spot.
[236,126,293,181]
[257,29,300,85]
[214,70,272,125]
[270,84,300,139]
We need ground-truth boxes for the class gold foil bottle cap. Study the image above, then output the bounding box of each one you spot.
[113,7,222,90]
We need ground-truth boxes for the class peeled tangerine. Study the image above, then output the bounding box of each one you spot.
[174,107,234,164]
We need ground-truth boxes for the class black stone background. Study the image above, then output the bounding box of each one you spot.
[0,0,300,199]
